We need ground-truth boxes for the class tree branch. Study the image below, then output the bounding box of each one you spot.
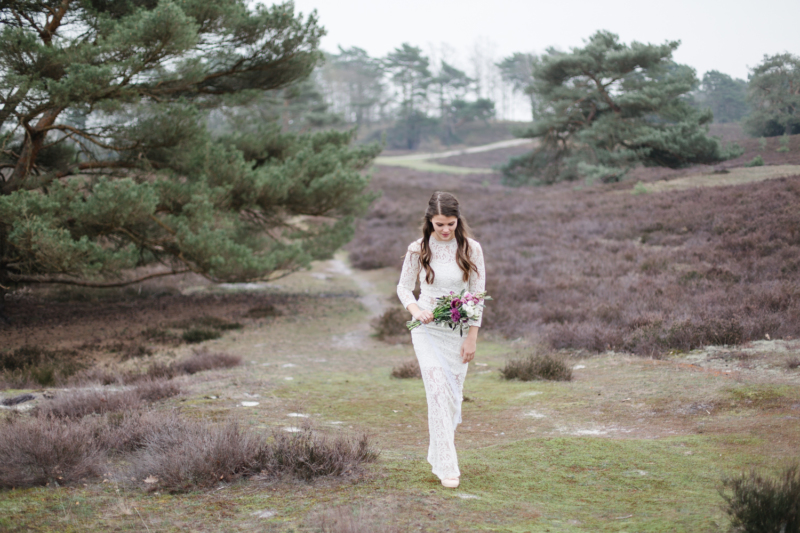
[9,268,192,288]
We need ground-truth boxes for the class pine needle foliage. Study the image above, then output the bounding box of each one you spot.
[0,1,380,290]
[502,31,737,185]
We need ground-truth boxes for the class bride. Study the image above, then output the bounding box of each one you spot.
[396,191,486,489]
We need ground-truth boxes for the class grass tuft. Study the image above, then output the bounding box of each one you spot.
[720,464,800,533]
[500,351,573,381]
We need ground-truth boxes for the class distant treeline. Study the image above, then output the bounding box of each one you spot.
[298,41,799,151]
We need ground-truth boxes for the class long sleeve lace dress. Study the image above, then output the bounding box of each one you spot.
[396,236,486,481]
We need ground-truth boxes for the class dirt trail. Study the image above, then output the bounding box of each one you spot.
[327,257,389,350]
[374,138,534,174]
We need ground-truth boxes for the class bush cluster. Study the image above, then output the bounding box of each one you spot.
[2,349,241,390]
[1,406,378,492]
[391,360,421,379]
[500,352,573,382]
[721,464,800,533]
[371,307,411,343]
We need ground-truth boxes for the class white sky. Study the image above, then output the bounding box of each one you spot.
[286,0,799,81]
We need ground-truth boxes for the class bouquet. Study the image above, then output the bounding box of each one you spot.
[407,290,492,336]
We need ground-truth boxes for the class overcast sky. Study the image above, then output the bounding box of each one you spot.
[286,0,799,80]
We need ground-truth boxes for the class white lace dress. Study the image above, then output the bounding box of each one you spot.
[396,236,486,480]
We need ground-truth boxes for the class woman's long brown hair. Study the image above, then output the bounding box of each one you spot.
[417,191,478,284]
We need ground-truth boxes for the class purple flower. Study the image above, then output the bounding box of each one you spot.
[450,308,461,322]
[450,298,461,308]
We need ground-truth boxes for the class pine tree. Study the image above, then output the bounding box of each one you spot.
[497,52,538,121]
[432,61,472,144]
[0,0,380,293]
[501,31,733,185]
[697,70,749,123]
[321,46,385,126]
[744,53,800,137]
[383,43,432,149]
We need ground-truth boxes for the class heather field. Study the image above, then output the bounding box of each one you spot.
[2,134,800,532]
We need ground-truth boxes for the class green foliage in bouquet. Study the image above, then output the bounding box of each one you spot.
[0,1,380,290]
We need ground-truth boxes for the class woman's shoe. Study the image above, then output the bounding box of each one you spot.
[441,477,459,488]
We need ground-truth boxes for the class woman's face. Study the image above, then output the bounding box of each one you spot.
[431,214,458,241]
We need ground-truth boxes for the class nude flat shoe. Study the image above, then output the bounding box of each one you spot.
[441,477,460,488]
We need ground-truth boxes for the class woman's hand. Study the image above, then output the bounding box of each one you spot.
[460,329,479,363]
[407,303,433,324]
[414,309,434,324]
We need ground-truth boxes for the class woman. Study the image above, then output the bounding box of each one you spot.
[396,191,486,489]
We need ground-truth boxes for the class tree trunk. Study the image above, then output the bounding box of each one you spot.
[529,94,536,122]
[3,107,63,195]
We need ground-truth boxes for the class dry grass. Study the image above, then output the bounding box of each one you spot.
[0,415,105,488]
[500,352,573,382]
[349,165,800,355]
[390,360,421,379]
[314,506,405,533]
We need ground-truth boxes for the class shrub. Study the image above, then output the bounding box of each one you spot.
[662,318,744,351]
[500,352,573,381]
[744,155,765,167]
[720,464,800,533]
[391,360,421,379]
[260,428,379,482]
[0,415,105,488]
[777,135,790,153]
[128,421,378,492]
[191,316,243,331]
[246,304,282,318]
[0,346,85,388]
[171,351,241,375]
[786,357,800,370]
[133,379,182,402]
[100,409,184,454]
[182,328,222,344]
[36,380,180,418]
[142,328,183,345]
[371,308,411,342]
[37,389,142,419]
